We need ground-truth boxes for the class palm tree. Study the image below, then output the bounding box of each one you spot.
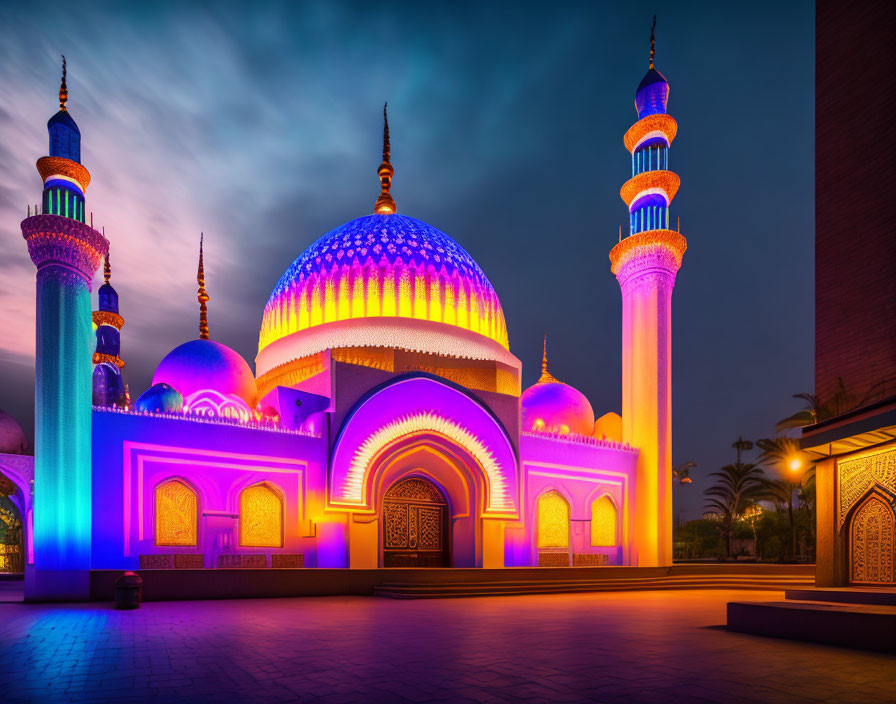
[704,461,767,559]
[776,377,895,432]
[755,437,815,561]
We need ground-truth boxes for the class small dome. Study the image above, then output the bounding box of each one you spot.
[594,412,622,442]
[134,383,184,414]
[635,68,669,118]
[0,409,28,455]
[152,339,257,408]
[521,379,595,436]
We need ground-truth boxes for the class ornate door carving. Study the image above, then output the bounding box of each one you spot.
[382,477,448,567]
[850,494,895,585]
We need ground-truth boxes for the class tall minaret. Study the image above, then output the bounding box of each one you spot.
[92,251,126,407]
[609,19,686,567]
[21,58,108,598]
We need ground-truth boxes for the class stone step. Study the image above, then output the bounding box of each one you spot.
[375,575,813,598]
[786,587,896,606]
[727,599,896,652]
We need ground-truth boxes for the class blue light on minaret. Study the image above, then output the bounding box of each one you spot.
[21,57,108,598]
[92,252,127,408]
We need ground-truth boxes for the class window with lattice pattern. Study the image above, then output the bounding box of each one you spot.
[591,495,618,547]
[537,490,569,548]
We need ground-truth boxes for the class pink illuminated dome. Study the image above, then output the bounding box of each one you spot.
[152,339,257,409]
[0,408,28,454]
[521,343,595,436]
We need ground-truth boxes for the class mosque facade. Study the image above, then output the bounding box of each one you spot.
[4,30,687,599]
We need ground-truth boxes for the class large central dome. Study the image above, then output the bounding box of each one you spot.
[256,213,512,383]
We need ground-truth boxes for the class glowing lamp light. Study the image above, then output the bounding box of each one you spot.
[788,457,802,472]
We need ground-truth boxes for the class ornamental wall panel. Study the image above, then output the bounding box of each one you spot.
[838,447,896,528]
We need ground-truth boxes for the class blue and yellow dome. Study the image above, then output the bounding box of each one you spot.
[256,213,510,377]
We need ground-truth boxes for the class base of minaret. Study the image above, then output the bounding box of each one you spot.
[611,229,686,567]
[22,214,108,600]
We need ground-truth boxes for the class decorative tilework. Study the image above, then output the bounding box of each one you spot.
[838,448,896,528]
[259,214,508,354]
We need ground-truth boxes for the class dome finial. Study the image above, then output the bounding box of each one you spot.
[649,15,656,69]
[104,251,111,284]
[197,233,210,340]
[374,102,397,215]
[59,54,68,111]
[538,334,558,384]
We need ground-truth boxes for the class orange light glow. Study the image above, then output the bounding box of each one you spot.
[619,170,681,208]
[623,113,678,153]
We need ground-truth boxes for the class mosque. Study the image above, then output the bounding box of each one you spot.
[2,27,687,600]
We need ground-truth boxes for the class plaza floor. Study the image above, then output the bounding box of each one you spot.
[0,587,893,703]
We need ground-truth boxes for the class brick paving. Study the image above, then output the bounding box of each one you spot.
[0,587,894,703]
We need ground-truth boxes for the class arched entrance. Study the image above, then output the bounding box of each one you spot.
[382,477,449,567]
[849,493,895,585]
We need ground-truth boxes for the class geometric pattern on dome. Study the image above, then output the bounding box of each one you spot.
[259,214,508,354]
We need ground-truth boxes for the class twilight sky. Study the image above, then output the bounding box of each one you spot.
[0,0,813,519]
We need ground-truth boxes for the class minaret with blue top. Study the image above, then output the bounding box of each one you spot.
[92,251,127,407]
[21,57,108,600]
[609,19,686,568]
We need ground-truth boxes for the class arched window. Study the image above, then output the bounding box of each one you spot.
[537,490,570,548]
[154,479,198,546]
[591,495,618,547]
[239,484,283,548]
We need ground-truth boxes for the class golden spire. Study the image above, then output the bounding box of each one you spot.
[374,102,396,214]
[59,55,68,111]
[538,334,559,384]
[649,15,656,69]
[104,251,111,284]
[197,233,209,340]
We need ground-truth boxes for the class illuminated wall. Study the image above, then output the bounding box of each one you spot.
[90,408,325,569]
[511,431,636,567]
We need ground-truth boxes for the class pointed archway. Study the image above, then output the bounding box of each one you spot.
[849,492,895,585]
